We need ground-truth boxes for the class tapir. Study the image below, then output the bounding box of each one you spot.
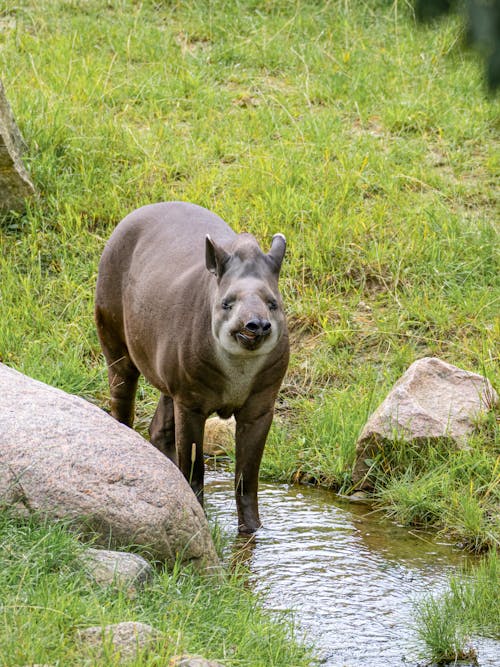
[95,201,289,533]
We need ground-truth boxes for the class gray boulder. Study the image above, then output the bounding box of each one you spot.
[353,357,498,489]
[77,621,160,661]
[0,80,35,213]
[81,548,154,590]
[0,363,218,570]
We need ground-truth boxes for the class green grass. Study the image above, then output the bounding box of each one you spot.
[263,370,383,488]
[0,1,499,657]
[1,0,498,395]
[362,416,500,552]
[0,511,311,666]
[415,549,500,664]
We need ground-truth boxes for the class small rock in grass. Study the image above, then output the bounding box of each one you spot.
[81,548,154,590]
[170,656,226,667]
[203,416,235,456]
[353,357,498,490]
[77,621,160,660]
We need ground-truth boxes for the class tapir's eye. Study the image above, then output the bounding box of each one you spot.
[221,299,232,310]
[268,300,278,311]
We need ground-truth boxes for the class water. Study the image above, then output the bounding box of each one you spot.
[205,468,500,667]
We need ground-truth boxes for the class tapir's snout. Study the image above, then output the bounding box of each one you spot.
[236,317,272,349]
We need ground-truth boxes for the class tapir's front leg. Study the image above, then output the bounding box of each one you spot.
[234,400,275,534]
[173,401,206,506]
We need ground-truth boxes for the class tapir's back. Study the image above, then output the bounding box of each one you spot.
[96,201,234,323]
[95,201,242,386]
[100,201,235,276]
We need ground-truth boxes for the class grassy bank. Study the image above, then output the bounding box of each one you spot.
[0,0,499,661]
[415,549,499,664]
[0,511,310,666]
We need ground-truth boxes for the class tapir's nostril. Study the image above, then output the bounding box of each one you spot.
[245,319,261,333]
[244,319,272,336]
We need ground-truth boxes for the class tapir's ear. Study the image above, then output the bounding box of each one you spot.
[267,233,286,273]
[206,235,230,278]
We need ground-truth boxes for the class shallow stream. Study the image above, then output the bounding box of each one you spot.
[205,468,499,667]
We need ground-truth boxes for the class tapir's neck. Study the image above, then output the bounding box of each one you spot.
[212,347,268,413]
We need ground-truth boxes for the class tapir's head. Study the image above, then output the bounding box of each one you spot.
[206,232,287,357]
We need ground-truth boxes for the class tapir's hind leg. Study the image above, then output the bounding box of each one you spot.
[149,394,177,463]
[106,355,139,426]
[95,307,139,427]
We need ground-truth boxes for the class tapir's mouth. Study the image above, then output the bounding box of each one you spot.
[234,327,270,350]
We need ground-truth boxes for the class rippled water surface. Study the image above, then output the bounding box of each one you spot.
[205,469,499,667]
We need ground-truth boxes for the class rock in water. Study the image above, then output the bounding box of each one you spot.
[0,363,218,570]
[0,81,35,213]
[353,357,498,490]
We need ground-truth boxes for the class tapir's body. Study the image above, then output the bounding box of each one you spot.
[95,202,289,533]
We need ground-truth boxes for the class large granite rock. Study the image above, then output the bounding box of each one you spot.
[0,363,218,570]
[353,357,498,489]
[0,80,35,213]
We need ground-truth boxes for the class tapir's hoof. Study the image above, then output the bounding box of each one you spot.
[238,522,261,535]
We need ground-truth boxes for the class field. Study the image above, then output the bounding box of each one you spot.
[1,0,499,664]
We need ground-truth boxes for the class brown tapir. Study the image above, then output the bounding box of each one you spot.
[95,201,289,533]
